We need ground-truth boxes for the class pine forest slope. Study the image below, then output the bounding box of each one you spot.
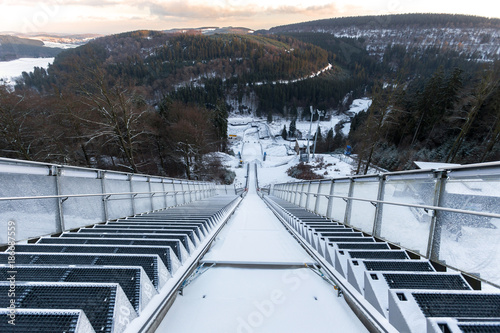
[267,14,500,61]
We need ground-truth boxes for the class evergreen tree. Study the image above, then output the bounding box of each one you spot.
[289,118,297,138]
[267,111,273,123]
[314,126,325,153]
[281,125,288,140]
[212,99,228,152]
[332,131,345,151]
[325,128,334,151]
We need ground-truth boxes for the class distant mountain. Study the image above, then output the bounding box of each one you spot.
[0,33,98,61]
[0,35,62,60]
[28,30,330,93]
[163,26,255,35]
[266,14,500,61]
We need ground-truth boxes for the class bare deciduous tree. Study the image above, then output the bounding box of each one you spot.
[74,68,154,173]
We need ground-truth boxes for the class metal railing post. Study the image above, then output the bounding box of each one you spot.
[372,175,386,237]
[181,182,186,204]
[344,178,355,226]
[305,181,312,209]
[292,184,299,205]
[100,171,109,221]
[54,166,65,232]
[314,181,322,214]
[326,180,335,219]
[171,180,178,206]
[299,182,306,207]
[187,182,192,203]
[426,171,447,261]
[161,179,168,209]
[148,177,154,212]
[129,174,136,215]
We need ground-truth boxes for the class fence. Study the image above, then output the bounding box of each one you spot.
[0,158,216,245]
[271,161,500,287]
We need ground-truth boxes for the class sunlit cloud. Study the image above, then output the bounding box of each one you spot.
[141,1,340,20]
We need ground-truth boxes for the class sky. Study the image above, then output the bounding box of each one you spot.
[0,0,499,35]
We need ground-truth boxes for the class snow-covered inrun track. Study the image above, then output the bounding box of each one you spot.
[156,163,368,332]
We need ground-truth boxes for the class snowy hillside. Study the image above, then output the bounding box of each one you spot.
[0,57,54,86]
[223,98,375,188]
[269,14,500,61]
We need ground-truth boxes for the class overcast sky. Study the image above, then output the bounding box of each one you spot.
[1,0,499,35]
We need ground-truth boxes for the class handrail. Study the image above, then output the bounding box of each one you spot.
[271,162,500,287]
[0,189,214,202]
[0,157,208,184]
[0,157,219,245]
[273,189,500,219]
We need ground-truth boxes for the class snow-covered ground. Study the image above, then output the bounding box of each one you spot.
[224,98,374,188]
[341,98,372,135]
[0,57,54,86]
[36,41,81,49]
[254,63,333,86]
[0,40,79,86]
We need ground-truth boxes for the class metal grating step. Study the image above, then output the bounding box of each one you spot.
[346,250,409,260]
[0,252,169,290]
[310,227,348,232]
[363,260,435,272]
[0,265,156,313]
[120,219,215,231]
[0,309,95,333]
[36,237,186,263]
[78,228,200,246]
[459,324,500,333]
[335,250,410,277]
[337,243,390,250]
[322,243,390,270]
[13,244,179,273]
[328,237,375,243]
[365,272,472,317]
[415,293,500,317]
[427,317,500,333]
[383,273,471,290]
[319,232,364,237]
[388,290,500,333]
[346,259,436,293]
[0,282,137,333]
[98,224,206,239]
[61,232,194,254]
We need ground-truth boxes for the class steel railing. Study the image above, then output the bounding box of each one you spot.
[270,161,500,288]
[0,157,217,245]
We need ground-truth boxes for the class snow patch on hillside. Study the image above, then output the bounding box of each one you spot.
[0,57,54,86]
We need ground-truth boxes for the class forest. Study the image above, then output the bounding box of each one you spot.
[1,14,499,180]
[269,13,500,33]
[1,31,332,181]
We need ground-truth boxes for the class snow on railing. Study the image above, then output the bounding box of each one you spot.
[271,161,500,288]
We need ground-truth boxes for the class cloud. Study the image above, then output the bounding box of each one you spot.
[142,1,340,20]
